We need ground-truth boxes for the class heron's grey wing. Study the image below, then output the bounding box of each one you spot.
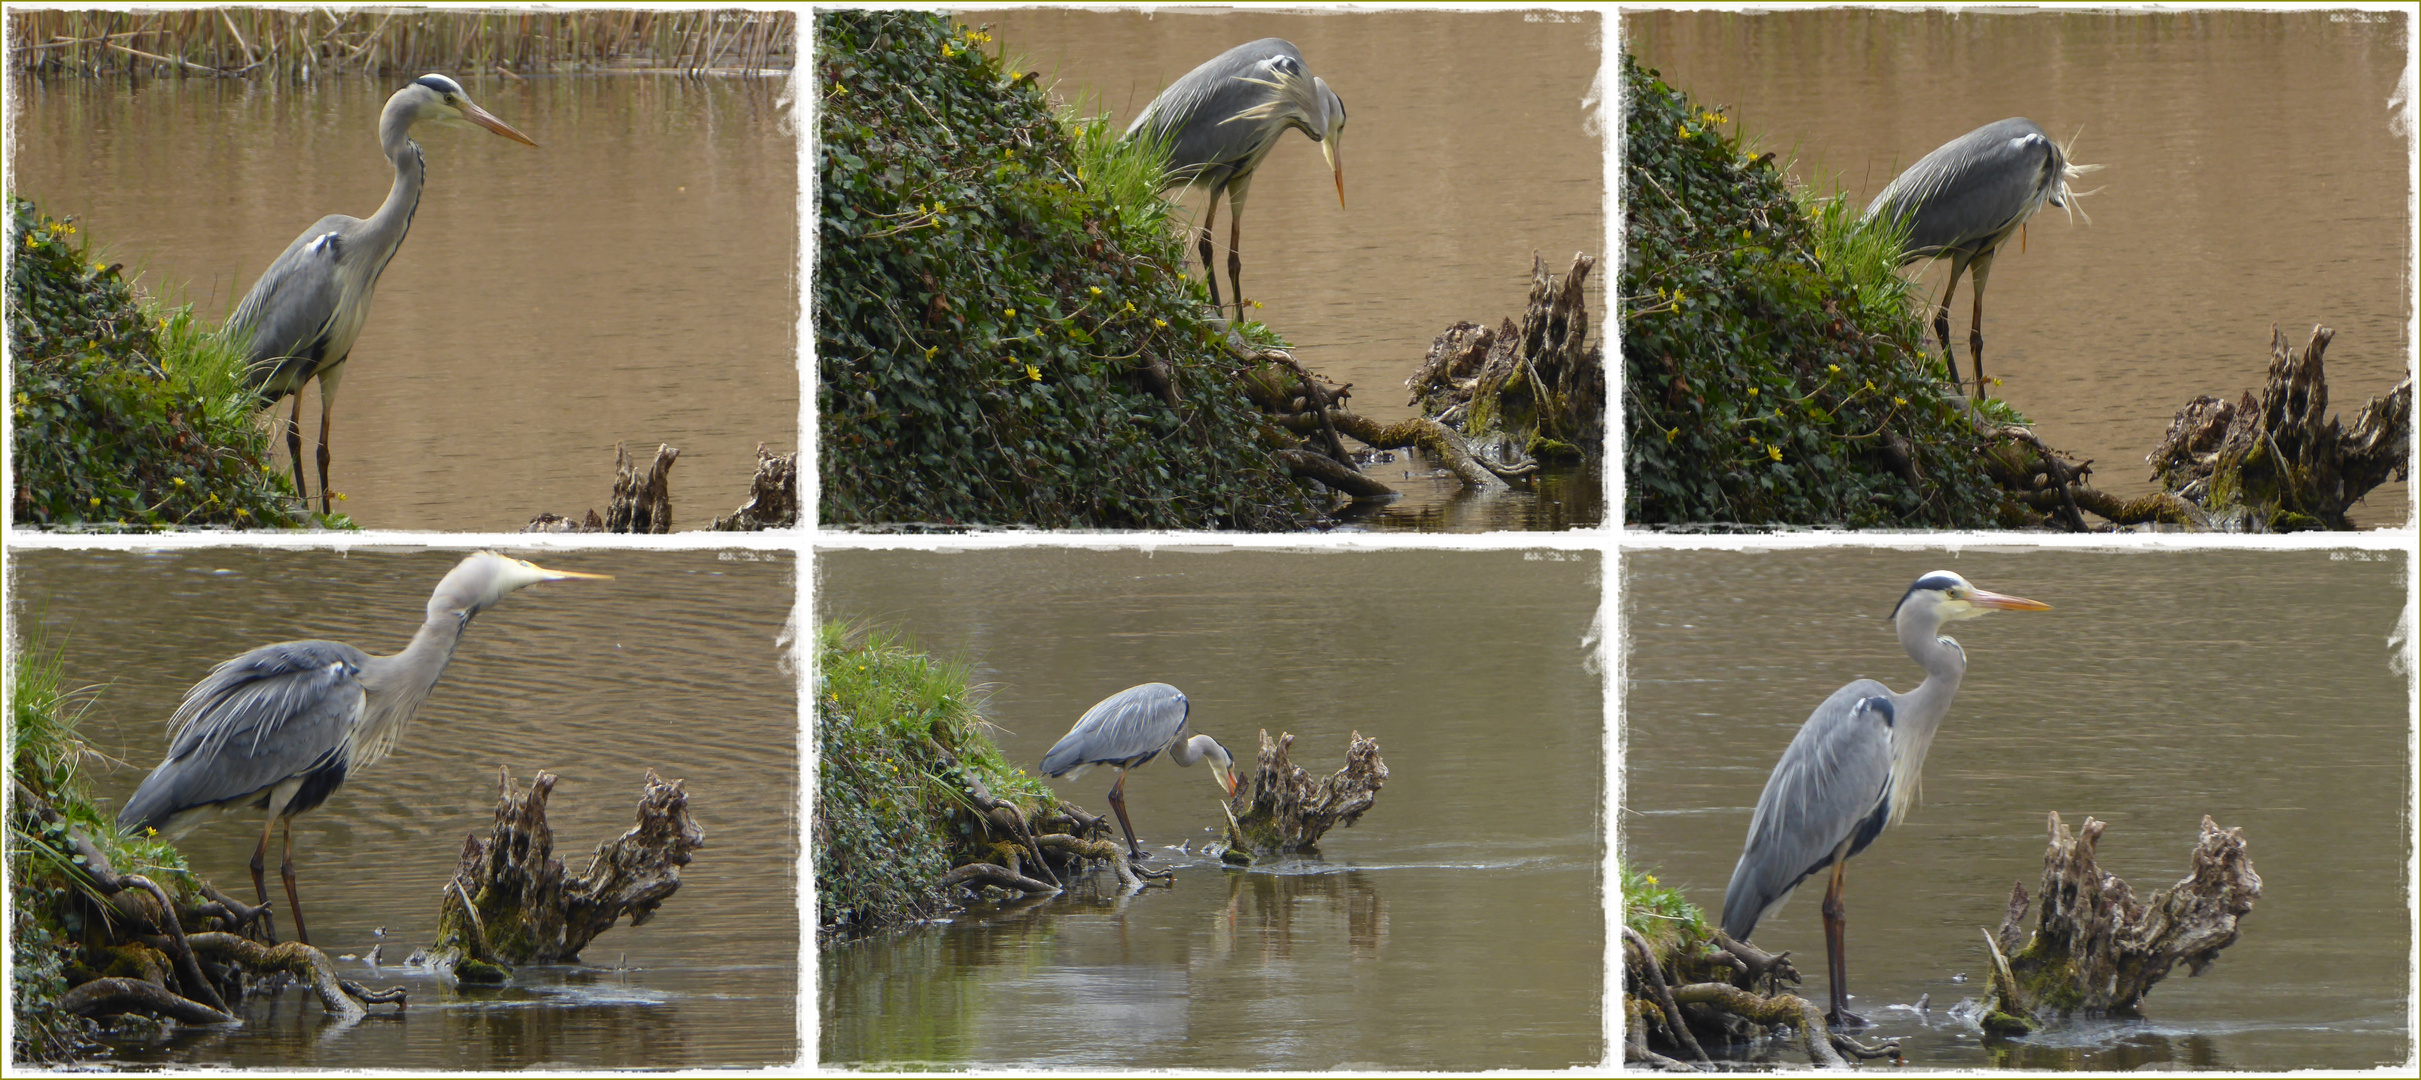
[224,214,360,395]
[1040,682,1189,775]
[1864,118,2059,259]
[1128,39,1306,178]
[1721,681,1897,941]
[116,639,370,833]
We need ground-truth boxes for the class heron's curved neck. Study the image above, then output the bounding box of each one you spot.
[1896,614,1968,733]
[351,608,467,767]
[1169,733,1222,769]
[365,102,427,273]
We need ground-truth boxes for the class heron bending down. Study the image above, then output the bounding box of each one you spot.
[1125,38,1345,322]
[116,553,608,945]
[226,74,536,514]
[1040,682,1238,860]
[1863,118,2100,401]
[1721,571,2049,1027]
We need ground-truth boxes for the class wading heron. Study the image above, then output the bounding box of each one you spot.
[1125,38,1345,322]
[1721,571,2049,1027]
[1040,682,1238,860]
[115,553,608,945]
[226,74,537,514]
[1863,118,2100,401]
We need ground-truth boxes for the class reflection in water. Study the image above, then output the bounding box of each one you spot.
[980,9,1607,531]
[817,548,1604,1069]
[7,72,798,530]
[1623,548,2412,1071]
[1344,461,1605,531]
[9,548,798,1068]
[1625,9,2412,524]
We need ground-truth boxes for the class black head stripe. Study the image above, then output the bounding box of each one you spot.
[412,73,461,97]
[1891,571,1967,619]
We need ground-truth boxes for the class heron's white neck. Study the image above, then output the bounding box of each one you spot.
[1886,613,1969,823]
[347,607,468,769]
[364,95,427,275]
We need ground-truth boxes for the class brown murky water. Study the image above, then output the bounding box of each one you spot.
[7,72,798,531]
[1623,548,2410,1069]
[978,9,1608,529]
[9,547,798,1068]
[816,547,1605,1069]
[1625,8,2413,527]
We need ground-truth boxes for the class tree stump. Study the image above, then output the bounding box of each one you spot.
[1979,812,2261,1034]
[435,768,706,976]
[2148,323,2412,530]
[1220,729,1386,862]
[607,442,680,533]
[709,443,798,530]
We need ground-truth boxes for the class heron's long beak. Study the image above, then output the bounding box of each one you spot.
[1322,139,1344,209]
[1212,761,1239,800]
[461,98,539,148]
[1968,588,2050,612]
[528,562,613,583]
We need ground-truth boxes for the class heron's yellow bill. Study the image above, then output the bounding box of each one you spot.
[463,99,539,148]
[1969,588,2049,612]
[526,562,613,583]
[1322,140,1345,209]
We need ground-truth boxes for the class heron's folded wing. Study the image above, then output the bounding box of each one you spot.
[119,640,370,830]
[225,215,357,383]
[1721,682,1896,940]
[1041,682,1187,775]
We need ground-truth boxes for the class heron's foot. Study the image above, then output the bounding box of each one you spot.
[1827,1006,1871,1029]
[1128,845,1153,862]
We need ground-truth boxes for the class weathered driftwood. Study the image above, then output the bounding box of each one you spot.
[435,768,705,975]
[1220,729,1386,862]
[184,932,402,1022]
[1979,813,2261,1035]
[60,977,234,1025]
[1406,251,1605,462]
[1622,916,1897,1069]
[2148,324,2412,530]
[708,443,799,530]
[608,442,680,533]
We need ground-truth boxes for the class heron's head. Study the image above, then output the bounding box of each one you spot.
[1889,570,2050,634]
[394,73,539,148]
[430,552,611,620]
[1195,734,1240,799]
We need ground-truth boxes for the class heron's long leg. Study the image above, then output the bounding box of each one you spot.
[1225,200,1245,323]
[1820,854,1867,1028]
[312,365,344,516]
[250,811,276,907]
[1933,251,1974,395]
[1964,248,1999,402]
[1198,186,1225,313]
[1105,768,1148,861]
[284,390,309,506]
[278,817,312,946]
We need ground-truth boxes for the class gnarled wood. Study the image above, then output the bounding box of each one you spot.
[710,443,798,530]
[1982,813,2261,1031]
[1222,729,1386,860]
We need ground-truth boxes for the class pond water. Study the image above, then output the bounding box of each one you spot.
[9,547,799,1068]
[816,547,1606,1069]
[1625,8,2414,528]
[7,72,798,531]
[1622,547,2411,1070]
[977,9,1609,530]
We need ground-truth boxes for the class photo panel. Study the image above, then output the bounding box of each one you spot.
[1620,545,2411,1069]
[8,546,798,1068]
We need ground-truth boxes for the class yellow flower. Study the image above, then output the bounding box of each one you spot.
[925,345,938,360]
[22,234,34,249]
[1827,364,1840,374]
[941,42,956,58]
[1024,364,1042,382]
[1745,387,1758,398]
[235,508,248,517]
[1644,873,1660,886]
[88,496,100,507]
[336,493,348,502]
[1894,396,1908,406]
[172,477,185,487]
[1088,286,1102,297]
[1122,302,1136,313]
[1678,123,1689,139]
[1665,428,1677,443]
[1768,445,1783,462]
[1004,307,1016,318]
[1250,300,1263,309]
[1152,318,1167,329]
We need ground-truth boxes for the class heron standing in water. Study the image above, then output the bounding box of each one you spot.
[1722,571,2050,1027]
[1040,682,1238,860]
[116,553,608,945]
[1864,118,2100,400]
[226,74,537,514]
[1125,39,1346,321]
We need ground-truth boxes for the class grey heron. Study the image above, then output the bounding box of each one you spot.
[225,74,537,515]
[1039,682,1238,860]
[115,552,608,945]
[1125,38,1345,322]
[1721,571,2049,1027]
[1863,118,2100,401]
